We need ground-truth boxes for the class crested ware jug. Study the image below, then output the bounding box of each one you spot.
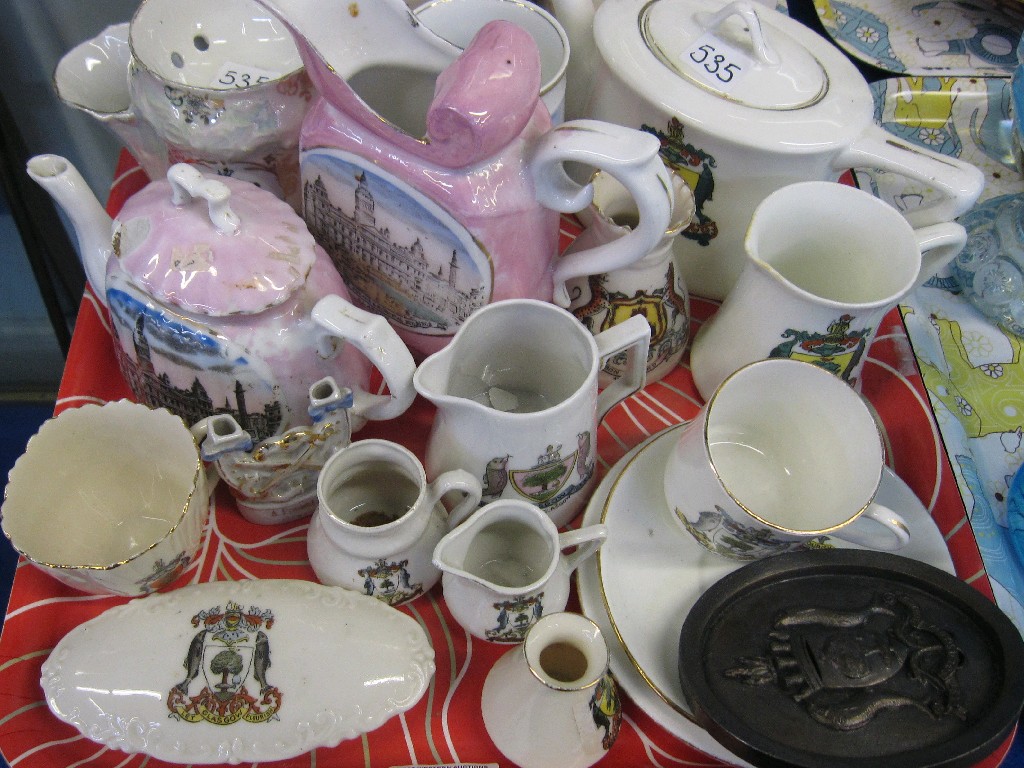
[567,168,696,386]
[433,499,607,642]
[28,155,417,523]
[688,181,968,400]
[252,0,674,357]
[413,299,650,527]
[549,0,985,300]
[54,0,312,207]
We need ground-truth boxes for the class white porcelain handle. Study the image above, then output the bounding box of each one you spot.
[831,503,910,551]
[914,221,968,287]
[167,164,240,235]
[558,523,608,573]
[431,469,485,530]
[833,125,984,228]
[528,120,675,307]
[594,314,651,422]
[697,1,779,66]
[311,294,417,423]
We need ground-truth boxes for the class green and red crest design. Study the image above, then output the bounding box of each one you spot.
[769,314,871,383]
[167,600,282,725]
[641,118,718,246]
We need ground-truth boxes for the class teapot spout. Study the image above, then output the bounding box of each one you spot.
[26,155,114,304]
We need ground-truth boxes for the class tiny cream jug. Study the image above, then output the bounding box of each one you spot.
[252,0,674,357]
[413,299,650,527]
[433,500,608,642]
[568,168,696,386]
[689,181,968,400]
[28,156,418,524]
[549,0,984,300]
[481,613,622,768]
[55,0,313,207]
[307,439,483,606]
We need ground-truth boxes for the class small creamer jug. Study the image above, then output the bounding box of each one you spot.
[433,500,607,642]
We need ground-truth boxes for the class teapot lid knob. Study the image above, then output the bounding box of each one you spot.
[167,163,240,235]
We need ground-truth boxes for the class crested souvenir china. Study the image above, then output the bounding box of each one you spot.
[253,0,674,357]
[414,299,650,527]
[1,401,214,597]
[192,377,356,524]
[482,613,622,768]
[41,579,435,764]
[689,181,968,400]
[665,359,910,561]
[56,0,312,207]
[307,439,482,605]
[549,0,984,300]
[433,499,607,642]
[28,156,418,522]
[567,167,696,386]
[577,423,955,761]
[414,0,570,123]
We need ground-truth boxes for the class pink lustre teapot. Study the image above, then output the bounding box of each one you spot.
[27,155,417,523]
[253,0,674,357]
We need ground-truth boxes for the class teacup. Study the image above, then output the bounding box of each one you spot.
[663,358,910,561]
[414,0,570,122]
[1,401,214,596]
[307,439,482,606]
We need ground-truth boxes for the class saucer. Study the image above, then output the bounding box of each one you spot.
[576,424,954,765]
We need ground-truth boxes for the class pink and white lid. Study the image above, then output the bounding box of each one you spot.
[114,164,318,316]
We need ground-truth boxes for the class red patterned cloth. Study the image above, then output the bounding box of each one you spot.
[0,152,1012,767]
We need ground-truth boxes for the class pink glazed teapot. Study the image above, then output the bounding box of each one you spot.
[253,0,675,357]
[28,155,417,522]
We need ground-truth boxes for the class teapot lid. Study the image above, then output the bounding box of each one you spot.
[641,0,827,110]
[114,165,317,317]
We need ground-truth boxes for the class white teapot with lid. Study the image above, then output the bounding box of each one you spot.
[552,0,985,300]
[28,155,417,523]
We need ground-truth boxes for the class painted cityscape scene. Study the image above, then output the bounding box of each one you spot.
[107,283,283,442]
[302,151,491,337]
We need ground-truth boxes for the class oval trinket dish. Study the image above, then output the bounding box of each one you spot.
[678,550,1024,768]
[41,579,435,764]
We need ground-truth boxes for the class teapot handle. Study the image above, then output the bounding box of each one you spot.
[914,221,968,287]
[167,164,240,235]
[832,125,984,228]
[527,119,674,307]
[311,294,417,423]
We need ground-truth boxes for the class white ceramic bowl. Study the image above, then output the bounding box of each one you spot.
[1,401,212,596]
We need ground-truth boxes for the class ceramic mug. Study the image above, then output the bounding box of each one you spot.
[433,500,608,642]
[414,299,650,527]
[414,0,570,122]
[689,181,968,400]
[307,439,482,606]
[1,401,214,596]
[663,358,911,561]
